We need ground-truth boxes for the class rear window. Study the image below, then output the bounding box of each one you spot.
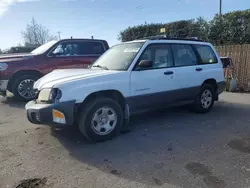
[194,45,218,64]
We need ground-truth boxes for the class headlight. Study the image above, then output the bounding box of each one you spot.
[38,88,51,101]
[38,88,62,103]
[0,63,8,71]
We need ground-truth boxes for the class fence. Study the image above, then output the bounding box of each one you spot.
[216,44,250,91]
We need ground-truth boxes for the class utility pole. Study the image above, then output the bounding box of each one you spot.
[219,0,223,45]
[57,31,61,40]
[219,0,222,17]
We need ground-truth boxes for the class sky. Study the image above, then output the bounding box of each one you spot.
[0,0,249,49]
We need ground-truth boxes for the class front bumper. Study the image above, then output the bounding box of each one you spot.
[0,80,8,93]
[25,100,75,126]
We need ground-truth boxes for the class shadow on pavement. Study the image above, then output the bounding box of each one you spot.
[51,102,250,187]
[0,95,26,109]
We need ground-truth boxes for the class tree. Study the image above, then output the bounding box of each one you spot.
[209,14,223,45]
[118,23,164,42]
[118,19,208,42]
[209,9,250,45]
[0,49,2,54]
[22,18,56,46]
[195,17,210,41]
[118,9,250,45]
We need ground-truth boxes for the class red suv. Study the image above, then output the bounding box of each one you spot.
[0,38,109,101]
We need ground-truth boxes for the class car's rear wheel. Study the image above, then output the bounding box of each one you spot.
[192,83,215,113]
[78,97,124,142]
[12,75,39,101]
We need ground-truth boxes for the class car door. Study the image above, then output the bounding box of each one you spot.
[44,41,104,73]
[170,44,204,101]
[193,44,221,81]
[129,43,179,113]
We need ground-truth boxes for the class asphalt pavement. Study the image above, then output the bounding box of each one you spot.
[0,92,250,188]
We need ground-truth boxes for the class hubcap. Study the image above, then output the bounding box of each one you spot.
[91,107,117,136]
[17,79,36,99]
[201,89,213,109]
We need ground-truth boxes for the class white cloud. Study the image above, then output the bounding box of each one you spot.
[0,0,36,17]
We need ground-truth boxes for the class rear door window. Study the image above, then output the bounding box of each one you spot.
[194,45,218,64]
[171,44,198,67]
[78,41,105,55]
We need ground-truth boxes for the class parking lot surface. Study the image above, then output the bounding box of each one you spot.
[0,92,250,188]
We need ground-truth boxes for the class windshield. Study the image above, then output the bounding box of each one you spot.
[91,42,144,71]
[31,40,58,54]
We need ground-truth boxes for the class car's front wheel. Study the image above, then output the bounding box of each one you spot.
[192,83,215,113]
[12,75,39,101]
[78,97,124,142]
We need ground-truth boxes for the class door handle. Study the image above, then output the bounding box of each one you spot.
[164,71,174,75]
[196,68,203,71]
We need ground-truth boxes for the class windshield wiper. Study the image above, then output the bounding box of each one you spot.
[92,65,109,70]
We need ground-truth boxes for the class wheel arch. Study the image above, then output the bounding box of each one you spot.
[75,89,128,125]
[202,78,218,100]
[81,90,126,110]
[202,79,218,91]
[7,70,43,92]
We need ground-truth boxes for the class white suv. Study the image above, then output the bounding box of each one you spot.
[26,37,225,142]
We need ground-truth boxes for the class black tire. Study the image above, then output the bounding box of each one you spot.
[192,83,215,113]
[78,97,124,142]
[12,74,39,101]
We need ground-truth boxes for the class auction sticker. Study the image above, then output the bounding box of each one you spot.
[124,48,140,53]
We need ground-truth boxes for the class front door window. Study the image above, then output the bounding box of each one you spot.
[136,44,174,70]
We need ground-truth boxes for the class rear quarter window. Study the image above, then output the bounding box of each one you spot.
[194,45,218,64]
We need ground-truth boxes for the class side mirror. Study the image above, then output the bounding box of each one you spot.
[137,60,153,70]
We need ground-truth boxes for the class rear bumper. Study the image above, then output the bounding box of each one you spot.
[0,80,8,93]
[25,100,75,126]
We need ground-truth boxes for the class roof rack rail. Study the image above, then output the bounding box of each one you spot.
[137,35,204,42]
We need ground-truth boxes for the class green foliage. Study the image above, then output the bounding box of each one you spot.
[118,23,164,42]
[118,9,250,45]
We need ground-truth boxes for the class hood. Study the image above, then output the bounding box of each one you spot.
[34,69,119,90]
[0,53,34,62]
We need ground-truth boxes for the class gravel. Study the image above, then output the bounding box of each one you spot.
[0,92,250,188]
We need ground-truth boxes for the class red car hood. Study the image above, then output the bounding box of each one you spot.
[0,53,35,62]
